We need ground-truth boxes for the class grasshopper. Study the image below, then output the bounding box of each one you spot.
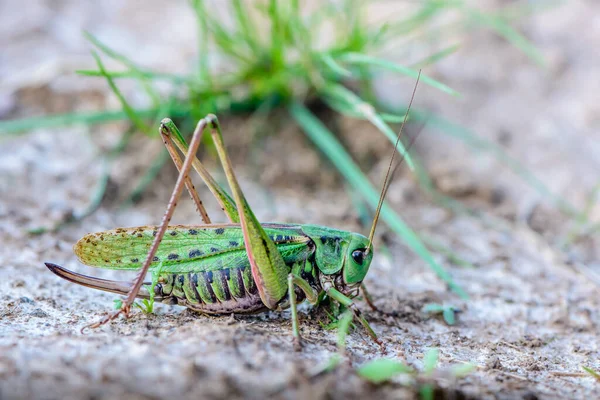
[45,76,421,349]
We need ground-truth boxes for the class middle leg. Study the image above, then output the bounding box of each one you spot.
[287,274,319,351]
[326,287,382,347]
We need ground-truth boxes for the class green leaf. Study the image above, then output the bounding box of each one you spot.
[423,349,439,374]
[423,303,457,325]
[357,359,414,383]
[422,303,445,313]
[442,307,456,325]
[336,52,459,96]
[310,354,343,378]
[419,383,434,400]
[450,363,476,377]
[290,102,468,299]
[140,262,164,315]
[337,310,354,350]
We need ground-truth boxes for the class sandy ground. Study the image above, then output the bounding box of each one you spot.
[1,1,599,399]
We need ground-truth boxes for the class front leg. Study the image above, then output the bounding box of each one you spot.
[287,274,319,351]
[326,287,381,347]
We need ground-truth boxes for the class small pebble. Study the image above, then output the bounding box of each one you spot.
[30,308,48,318]
[12,279,26,288]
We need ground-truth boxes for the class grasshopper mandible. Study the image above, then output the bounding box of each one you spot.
[45,75,421,349]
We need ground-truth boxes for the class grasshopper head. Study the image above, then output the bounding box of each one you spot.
[301,225,373,298]
[317,232,373,299]
[339,233,373,295]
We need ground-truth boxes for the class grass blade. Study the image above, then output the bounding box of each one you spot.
[192,0,252,64]
[321,84,415,170]
[290,102,468,299]
[92,52,150,134]
[76,69,190,84]
[357,358,414,383]
[581,366,600,382]
[268,0,285,70]
[422,235,476,269]
[411,44,461,69]
[320,53,353,78]
[231,0,261,53]
[331,105,582,224]
[0,106,190,136]
[468,10,544,67]
[336,52,459,96]
[84,31,141,68]
[84,32,163,105]
[0,110,138,135]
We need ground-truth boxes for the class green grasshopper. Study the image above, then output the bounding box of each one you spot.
[45,77,421,349]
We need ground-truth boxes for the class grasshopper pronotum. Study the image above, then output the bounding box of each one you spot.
[45,74,421,349]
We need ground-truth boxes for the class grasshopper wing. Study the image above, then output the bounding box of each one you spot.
[74,224,311,274]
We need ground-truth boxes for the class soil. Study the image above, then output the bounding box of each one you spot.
[1,1,599,399]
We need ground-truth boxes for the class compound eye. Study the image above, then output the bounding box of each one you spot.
[351,249,365,265]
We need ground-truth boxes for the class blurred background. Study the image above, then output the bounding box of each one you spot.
[1,1,599,399]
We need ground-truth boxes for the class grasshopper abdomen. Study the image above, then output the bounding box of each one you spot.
[156,267,266,314]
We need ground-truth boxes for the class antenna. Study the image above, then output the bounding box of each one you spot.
[366,70,422,254]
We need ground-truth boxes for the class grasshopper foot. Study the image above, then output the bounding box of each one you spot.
[80,303,132,333]
[375,337,385,352]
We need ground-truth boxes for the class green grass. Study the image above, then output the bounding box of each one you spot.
[582,366,600,382]
[422,303,458,325]
[0,0,576,299]
[356,348,476,399]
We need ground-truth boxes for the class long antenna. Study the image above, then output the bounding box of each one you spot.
[366,70,422,254]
